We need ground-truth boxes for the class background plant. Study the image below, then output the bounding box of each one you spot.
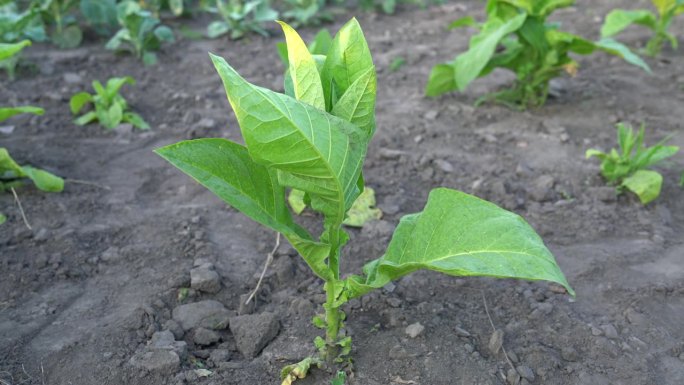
[0,1,46,43]
[0,105,63,226]
[105,1,174,65]
[206,0,278,39]
[0,39,31,79]
[601,0,684,57]
[586,123,679,204]
[157,19,573,384]
[79,0,118,36]
[282,0,331,27]
[33,0,83,48]
[70,76,150,130]
[426,0,651,108]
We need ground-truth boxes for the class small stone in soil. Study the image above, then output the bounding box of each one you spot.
[516,365,535,381]
[454,326,471,337]
[229,312,280,359]
[190,265,221,293]
[600,324,619,339]
[193,327,220,346]
[561,347,579,362]
[172,300,234,331]
[129,350,180,374]
[488,329,504,355]
[507,368,521,385]
[405,322,425,338]
[209,349,231,364]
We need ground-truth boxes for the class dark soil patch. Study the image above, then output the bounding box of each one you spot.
[2,1,683,384]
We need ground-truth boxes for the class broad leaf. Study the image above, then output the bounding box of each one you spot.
[622,169,662,204]
[21,166,64,192]
[210,53,368,224]
[448,16,479,29]
[600,10,657,38]
[453,13,526,92]
[425,63,458,97]
[277,21,325,110]
[345,188,574,298]
[330,66,377,136]
[70,92,93,115]
[320,18,373,111]
[0,106,44,122]
[595,38,652,73]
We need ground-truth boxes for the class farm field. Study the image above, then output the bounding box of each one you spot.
[1,1,684,384]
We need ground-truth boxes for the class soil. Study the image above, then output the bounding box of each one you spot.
[2,1,684,384]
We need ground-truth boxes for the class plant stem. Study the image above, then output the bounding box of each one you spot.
[323,223,343,365]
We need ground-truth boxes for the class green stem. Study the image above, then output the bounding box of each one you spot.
[322,222,343,365]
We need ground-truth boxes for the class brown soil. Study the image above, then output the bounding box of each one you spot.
[2,1,683,384]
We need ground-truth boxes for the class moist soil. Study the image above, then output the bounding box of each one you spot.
[2,1,684,384]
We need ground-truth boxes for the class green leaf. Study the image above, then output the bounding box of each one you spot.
[331,371,346,385]
[0,106,44,123]
[156,138,297,234]
[0,40,31,61]
[320,18,374,111]
[330,66,376,136]
[207,21,229,38]
[53,25,83,49]
[21,166,64,192]
[143,51,158,66]
[210,53,368,224]
[154,25,174,42]
[425,63,457,97]
[70,92,93,115]
[309,29,333,56]
[123,112,150,130]
[595,38,651,73]
[74,111,97,125]
[448,16,478,30]
[343,187,382,227]
[288,188,307,214]
[0,213,6,225]
[600,9,657,38]
[277,21,325,110]
[344,188,574,299]
[622,169,662,204]
[0,148,24,176]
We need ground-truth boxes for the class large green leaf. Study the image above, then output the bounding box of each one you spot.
[320,18,373,111]
[155,138,333,280]
[0,105,44,122]
[210,53,367,224]
[622,169,662,204]
[156,138,295,234]
[344,188,574,298]
[600,9,657,38]
[277,21,325,110]
[330,66,377,136]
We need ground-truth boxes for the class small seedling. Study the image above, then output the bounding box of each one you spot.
[35,0,83,48]
[426,0,651,108]
[105,1,174,65]
[389,56,405,72]
[282,0,331,27]
[0,39,32,79]
[586,123,679,204]
[601,0,684,57]
[70,76,150,130]
[1,106,63,226]
[157,19,573,384]
[206,0,278,40]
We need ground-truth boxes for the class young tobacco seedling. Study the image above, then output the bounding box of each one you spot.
[156,19,573,383]
[601,0,684,57]
[426,0,652,108]
[0,39,31,79]
[586,123,679,204]
[283,0,331,27]
[34,0,83,48]
[105,1,174,65]
[0,105,63,224]
[70,76,150,130]
[206,0,278,40]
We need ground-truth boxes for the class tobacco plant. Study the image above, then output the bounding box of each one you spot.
[426,0,651,108]
[206,0,278,39]
[79,0,118,35]
[586,123,679,204]
[1,105,63,224]
[0,2,46,43]
[156,19,573,383]
[282,0,331,27]
[601,0,684,57]
[33,0,82,48]
[105,1,174,65]
[70,76,150,130]
[0,39,31,79]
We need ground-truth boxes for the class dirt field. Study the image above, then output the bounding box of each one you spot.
[1,1,683,384]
